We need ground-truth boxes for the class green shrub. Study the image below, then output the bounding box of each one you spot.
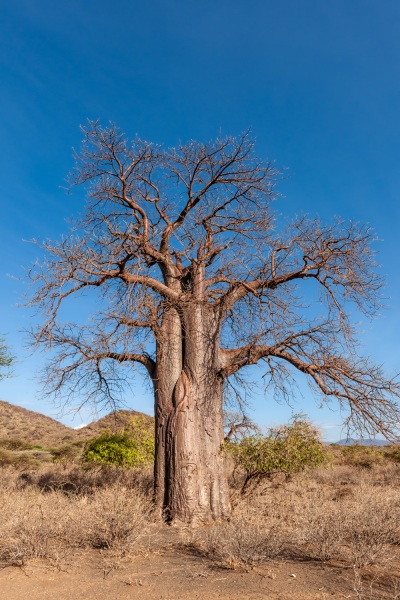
[227,417,327,491]
[83,417,154,467]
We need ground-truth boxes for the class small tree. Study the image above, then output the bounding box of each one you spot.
[28,123,400,524]
[0,337,13,381]
[227,418,327,492]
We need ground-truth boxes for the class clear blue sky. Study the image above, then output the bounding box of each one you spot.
[0,0,399,439]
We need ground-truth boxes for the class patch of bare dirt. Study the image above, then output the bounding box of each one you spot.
[0,543,360,600]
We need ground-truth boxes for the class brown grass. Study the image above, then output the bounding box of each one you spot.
[1,444,400,597]
[185,513,285,570]
[0,466,153,568]
[186,458,400,598]
[0,400,76,447]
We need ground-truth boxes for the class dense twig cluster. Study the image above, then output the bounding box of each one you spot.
[28,122,400,438]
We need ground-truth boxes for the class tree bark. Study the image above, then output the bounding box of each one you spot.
[154,304,231,524]
[153,307,181,514]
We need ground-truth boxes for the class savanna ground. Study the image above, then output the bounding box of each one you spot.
[1,445,400,599]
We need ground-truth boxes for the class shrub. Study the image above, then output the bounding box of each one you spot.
[18,462,153,496]
[83,416,154,467]
[80,484,153,550]
[338,444,384,469]
[189,515,285,570]
[0,449,41,469]
[0,482,152,566]
[51,441,85,464]
[384,445,400,463]
[297,485,400,567]
[227,417,327,492]
[0,438,35,451]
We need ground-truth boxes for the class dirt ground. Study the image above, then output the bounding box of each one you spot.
[0,552,354,600]
[1,528,398,600]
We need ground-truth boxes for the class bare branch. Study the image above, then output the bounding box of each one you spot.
[26,123,399,442]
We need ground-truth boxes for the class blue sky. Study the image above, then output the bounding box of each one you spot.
[0,0,399,439]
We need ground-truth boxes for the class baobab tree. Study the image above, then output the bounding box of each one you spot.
[29,122,400,524]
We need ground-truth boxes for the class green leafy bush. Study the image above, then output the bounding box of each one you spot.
[0,337,13,381]
[83,417,154,467]
[227,417,327,491]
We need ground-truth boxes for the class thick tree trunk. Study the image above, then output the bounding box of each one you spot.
[153,303,231,524]
[153,307,181,514]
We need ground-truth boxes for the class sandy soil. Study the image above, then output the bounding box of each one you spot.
[1,531,392,600]
[0,555,354,600]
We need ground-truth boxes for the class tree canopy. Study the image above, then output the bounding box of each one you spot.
[27,122,400,521]
[29,123,400,438]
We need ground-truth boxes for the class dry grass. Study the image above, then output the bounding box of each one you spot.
[1,448,400,598]
[186,459,400,586]
[185,508,285,570]
[295,482,400,566]
[19,462,154,495]
[0,400,76,447]
[0,467,153,568]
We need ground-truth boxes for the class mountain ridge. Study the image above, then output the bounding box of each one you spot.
[333,438,390,447]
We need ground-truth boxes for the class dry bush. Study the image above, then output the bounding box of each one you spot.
[186,510,285,570]
[238,471,400,568]
[384,446,400,464]
[353,568,400,600]
[0,466,26,491]
[0,438,35,450]
[336,445,386,469]
[218,460,400,572]
[77,484,153,551]
[0,449,41,470]
[19,463,153,496]
[0,488,73,565]
[0,473,153,567]
[50,441,85,464]
[2,451,400,581]
[308,463,361,486]
[370,460,400,487]
[293,483,400,566]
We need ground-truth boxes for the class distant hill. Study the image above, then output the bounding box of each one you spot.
[0,400,153,448]
[333,438,390,447]
[0,400,77,447]
[75,409,154,439]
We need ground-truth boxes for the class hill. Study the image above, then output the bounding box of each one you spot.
[75,409,154,439]
[0,400,153,448]
[0,400,77,447]
[334,438,390,447]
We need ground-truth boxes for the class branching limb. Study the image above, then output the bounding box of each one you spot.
[221,338,400,439]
